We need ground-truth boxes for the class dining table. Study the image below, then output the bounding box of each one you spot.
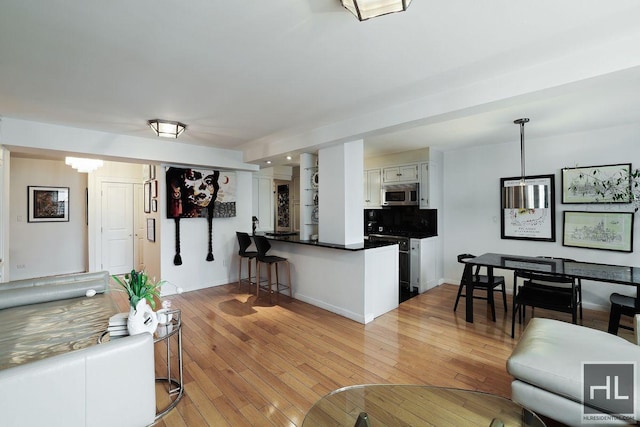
[461,253,640,324]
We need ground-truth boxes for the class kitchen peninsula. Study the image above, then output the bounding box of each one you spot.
[258,234,399,324]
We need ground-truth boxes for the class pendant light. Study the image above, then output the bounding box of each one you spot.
[502,118,549,209]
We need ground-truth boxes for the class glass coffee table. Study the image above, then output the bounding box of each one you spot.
[302,385,545,427]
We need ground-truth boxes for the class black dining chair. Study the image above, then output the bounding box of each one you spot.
[454,254,507,322]
[236,232,257,291]
[608,293,640,335]
[511,270,580,338]
[253,235,292,302]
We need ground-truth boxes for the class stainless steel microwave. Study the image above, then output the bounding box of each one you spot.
[381,183,419,206]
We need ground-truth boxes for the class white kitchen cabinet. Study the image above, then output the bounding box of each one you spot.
[410,237,438,293]
[382,164,419,184]
[363,168,381,208]
[419,162,429,209]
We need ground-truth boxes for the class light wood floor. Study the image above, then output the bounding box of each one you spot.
[115,283,632,427]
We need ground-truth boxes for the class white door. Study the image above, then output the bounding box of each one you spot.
[133,183,144,271]
[102,182,134,274]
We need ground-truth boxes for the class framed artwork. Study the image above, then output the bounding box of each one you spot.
[165,167,237,219]
[28,186,69,222]
[147,218,156,242]
[500,174,556,241]
[144,181,151,213]
[563,211,633,252]
[561,163,631,204]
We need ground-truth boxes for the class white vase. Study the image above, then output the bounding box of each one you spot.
[127,299,158,336]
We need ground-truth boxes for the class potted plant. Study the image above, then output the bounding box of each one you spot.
[112,270,162,335]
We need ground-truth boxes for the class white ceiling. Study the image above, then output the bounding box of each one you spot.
[1,1,640,166]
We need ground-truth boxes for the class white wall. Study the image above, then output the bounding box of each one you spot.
[160,169,253,293]
[443,122,640,310]
[10,157,87,279]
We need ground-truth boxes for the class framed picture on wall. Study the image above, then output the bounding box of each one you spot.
[500,174,556,241]
[561,163,631,204]
[147,218,155,242]
[28,186,70,222]
[144,181,151,213]
[563,211,633,252]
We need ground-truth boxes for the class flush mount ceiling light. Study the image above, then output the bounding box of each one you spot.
[148,119,186,138]
[340,0,412,21]
[65,157,104,173]
[502,118,549,210]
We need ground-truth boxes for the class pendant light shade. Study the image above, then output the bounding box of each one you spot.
[148,119,186,138]
[502,118,549,210]
[340,0,412,21]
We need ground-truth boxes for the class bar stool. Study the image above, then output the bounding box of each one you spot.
[252,235,292,301]
[236,232,257,291]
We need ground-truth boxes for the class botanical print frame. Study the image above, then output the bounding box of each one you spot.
[563,211,634,252]
[561,163,631,204]
[500,174,556,241]
[28,186,69,222]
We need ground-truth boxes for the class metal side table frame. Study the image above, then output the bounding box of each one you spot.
[154,308,184,421]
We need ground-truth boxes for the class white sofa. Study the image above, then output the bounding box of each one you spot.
[507,317,640,426]
[0,271,156,427]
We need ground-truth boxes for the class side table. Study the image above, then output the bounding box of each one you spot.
[154,308,184,421]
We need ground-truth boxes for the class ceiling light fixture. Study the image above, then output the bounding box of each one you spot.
[65,157,104,173]
[148,119,186,138]
[502,118,549,210]
[266,160,272,164]
[340,0,412,21]
[286,155,292,160]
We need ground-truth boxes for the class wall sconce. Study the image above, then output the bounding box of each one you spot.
[340,0,412,21]
[65,157,104,173]
[148,119,186,138]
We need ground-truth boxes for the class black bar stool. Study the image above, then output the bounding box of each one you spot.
[236,232,257,291]
[253,235,292,301]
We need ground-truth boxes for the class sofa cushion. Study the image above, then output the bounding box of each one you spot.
[507,318,640,411]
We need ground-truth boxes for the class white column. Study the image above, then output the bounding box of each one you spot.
[318,140,364,245]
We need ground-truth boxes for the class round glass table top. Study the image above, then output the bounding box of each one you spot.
[302,385,545,427]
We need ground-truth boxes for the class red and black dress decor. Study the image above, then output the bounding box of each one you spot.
[166,167,220,265]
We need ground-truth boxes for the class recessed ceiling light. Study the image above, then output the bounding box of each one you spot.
[286,155,292,160]
[266,160,272,164]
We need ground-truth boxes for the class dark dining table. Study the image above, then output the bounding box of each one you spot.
[461,253,640,323]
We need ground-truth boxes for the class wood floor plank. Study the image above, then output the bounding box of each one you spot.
[142,282,630,426]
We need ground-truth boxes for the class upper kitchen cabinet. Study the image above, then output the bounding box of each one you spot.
[382,164,419,184]
[364,168,381,208]
[419,162,429,209]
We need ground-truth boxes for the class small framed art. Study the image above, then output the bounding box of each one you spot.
[28,186,70,222]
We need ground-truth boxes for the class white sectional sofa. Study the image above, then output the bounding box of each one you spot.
[0,271,156,427]
[507,318,640,426]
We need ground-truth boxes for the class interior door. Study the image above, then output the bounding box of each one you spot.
[102,182,134,274]
[133,183,144,271]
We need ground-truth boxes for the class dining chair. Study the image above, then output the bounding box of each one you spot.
[511,270,580,338]
[454,253,507,322]
[607,292,640,335]
[253,235,292,302]
[236,232,257,291]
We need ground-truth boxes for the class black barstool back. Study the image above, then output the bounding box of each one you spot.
[236,232,257,291]
[237,232,255,256]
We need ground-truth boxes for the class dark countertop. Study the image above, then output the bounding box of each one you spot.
[256,233,397,251]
